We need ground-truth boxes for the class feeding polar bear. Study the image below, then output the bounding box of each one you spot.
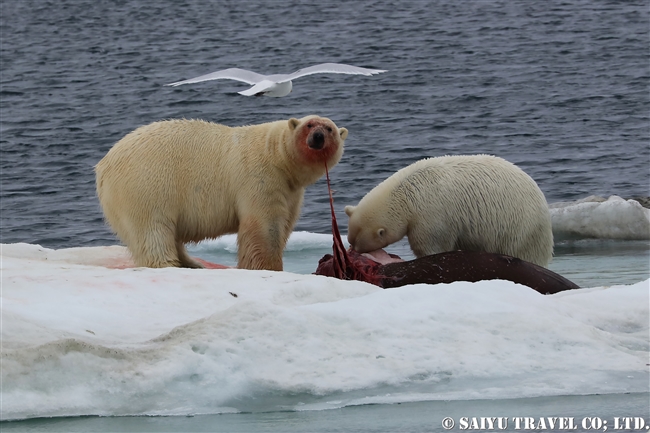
[345,155,553,267]
[96,116,347,270]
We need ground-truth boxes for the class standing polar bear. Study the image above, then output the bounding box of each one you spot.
[96,116,347,270]
[345,155,553,267]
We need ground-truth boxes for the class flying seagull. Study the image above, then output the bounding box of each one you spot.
[165,62,387,97]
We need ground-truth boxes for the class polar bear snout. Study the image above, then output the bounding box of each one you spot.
[347,228,387,254]
[308,130,325,150]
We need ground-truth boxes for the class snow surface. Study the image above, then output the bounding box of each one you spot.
[1,242,648,421]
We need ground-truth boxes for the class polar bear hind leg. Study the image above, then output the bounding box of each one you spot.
[176,241,205,269]
[126,222,182,268]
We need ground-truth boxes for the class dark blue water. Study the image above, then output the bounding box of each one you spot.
[3,393,649,433]
[1,0,648,249]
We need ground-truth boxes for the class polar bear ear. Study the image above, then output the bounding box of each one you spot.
[339,127,348,140]
[344,205,355,217]
[377,228,385,238]
[288,118,300,130]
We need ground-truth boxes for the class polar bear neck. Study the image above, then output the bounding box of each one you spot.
[260,122,325,188]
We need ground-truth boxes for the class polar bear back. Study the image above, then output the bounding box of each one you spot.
[348,155,553,267]
[98,119,285,202]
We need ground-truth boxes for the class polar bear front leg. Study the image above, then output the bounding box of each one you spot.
[408,222,458,258]
[236,216,287,271]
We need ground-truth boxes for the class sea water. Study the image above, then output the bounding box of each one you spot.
[1,0,648,248]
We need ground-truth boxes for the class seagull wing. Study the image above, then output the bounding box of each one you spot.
[165,68,267,87]
[279,63,387,83]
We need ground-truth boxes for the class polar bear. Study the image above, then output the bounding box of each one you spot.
[95,116,347,270]
[344,155,553,267]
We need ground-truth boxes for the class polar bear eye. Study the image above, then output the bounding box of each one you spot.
[307,123,313,128]
[326,126,332,133]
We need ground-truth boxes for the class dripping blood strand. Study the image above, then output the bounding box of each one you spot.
[324,163,349,279]
[324,162,384,285]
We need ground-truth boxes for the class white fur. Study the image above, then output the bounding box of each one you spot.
[96,116,347,270]
[345,155,553,267]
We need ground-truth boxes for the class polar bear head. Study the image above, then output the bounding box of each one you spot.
[288,115,347,172]
[344,195,408,254]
